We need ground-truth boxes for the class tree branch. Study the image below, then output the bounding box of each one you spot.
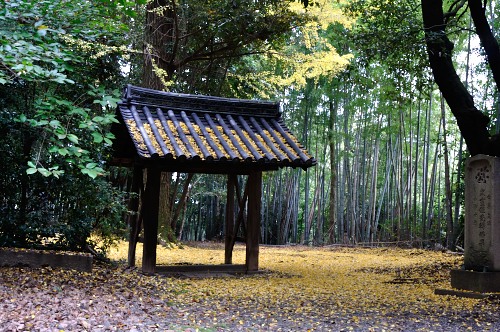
[468,0,500,91]
[421,0,494,156]
[444,0,467,22]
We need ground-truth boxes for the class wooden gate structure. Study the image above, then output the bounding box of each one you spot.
[111,85,316,274]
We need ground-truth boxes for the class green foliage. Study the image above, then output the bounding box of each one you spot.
[0,89,128,253]
[224,2,353,99]
[0,0,475,251]
[0,160,129,254]
[343,0,425,67]
[0,0,128,177]
[0,0,130,253]
[140,0,318,95]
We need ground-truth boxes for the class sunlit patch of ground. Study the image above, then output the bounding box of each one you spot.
[106,241,499,331]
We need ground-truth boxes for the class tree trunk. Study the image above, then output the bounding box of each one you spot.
[441,95,454,249]
[176,177,192,241]
[422,97,432,242]
[368,138,379,243]
[468,0,500,90]
[170,173,194,233]
[421,0,498,156]
[327,99,338,243]
[413,97,422,241]
[18,129,35,246]
[143,0,174,89]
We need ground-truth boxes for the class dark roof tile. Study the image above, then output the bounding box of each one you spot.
[113,85,316,170]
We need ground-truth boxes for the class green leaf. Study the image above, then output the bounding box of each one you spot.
[92,132,103,143]
[35,120,49,126]
[81,168,98,179]
[49,120,61,128]
[55,99,73,106]
[26,168,37,175]
[27,161,36,168]
[58,148,69,156]
[52,75,66,84]
[38,168,51,177]
[67,134,79,144]
[36,28,47,37]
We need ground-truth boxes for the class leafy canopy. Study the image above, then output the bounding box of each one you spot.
[0,0,131,178]
[226,0,354,99]
[0,0,132,253]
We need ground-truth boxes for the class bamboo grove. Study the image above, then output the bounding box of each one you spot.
[163,1,500,249]
[2,0,500,253]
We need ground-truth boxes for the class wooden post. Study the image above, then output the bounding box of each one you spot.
[142,166,161,274]
[127,165,143,267]
[225,174,236,264]
[246,171,262,272]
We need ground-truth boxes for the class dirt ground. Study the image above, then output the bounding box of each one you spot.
[1,243,499,331]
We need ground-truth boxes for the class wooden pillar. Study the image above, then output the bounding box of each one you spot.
[246,171,262,272]
[225,174,236,264]
[142,165,161,274]
[127,164,143,267]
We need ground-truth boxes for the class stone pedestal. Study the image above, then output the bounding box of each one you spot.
[451,270,500,293]
[451,154,500,293]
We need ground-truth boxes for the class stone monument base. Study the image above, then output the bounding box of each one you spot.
[450,269,500,293]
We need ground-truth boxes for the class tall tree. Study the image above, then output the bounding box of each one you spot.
[421,0,500,157]
[140,0,312,95]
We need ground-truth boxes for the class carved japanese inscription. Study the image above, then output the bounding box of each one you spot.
[464,155,500,271]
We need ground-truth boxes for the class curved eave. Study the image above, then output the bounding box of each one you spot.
[112,85,316,173]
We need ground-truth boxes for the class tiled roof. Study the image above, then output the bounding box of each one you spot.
[113,85,316,171]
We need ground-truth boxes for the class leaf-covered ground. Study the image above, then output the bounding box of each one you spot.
[1,242,499,331]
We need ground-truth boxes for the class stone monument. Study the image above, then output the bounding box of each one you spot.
[451,154,500,293]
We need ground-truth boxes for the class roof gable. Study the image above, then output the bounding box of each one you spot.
[112,85,316,172]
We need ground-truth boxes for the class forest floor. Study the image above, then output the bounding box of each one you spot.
[1,242,500,332]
